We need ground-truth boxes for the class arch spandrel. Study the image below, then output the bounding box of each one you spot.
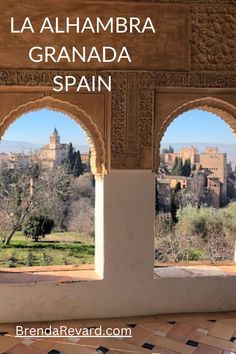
[0,96,106,176]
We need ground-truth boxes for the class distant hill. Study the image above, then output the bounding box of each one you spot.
[0,140,89,154]
[161,142,236,167]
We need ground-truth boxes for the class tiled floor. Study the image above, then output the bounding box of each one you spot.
[0,312,236,353]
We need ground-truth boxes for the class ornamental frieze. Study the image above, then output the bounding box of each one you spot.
[0,70,236,169]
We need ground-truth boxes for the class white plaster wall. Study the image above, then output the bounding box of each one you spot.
[235,242,236,262]
[102,171,155,282]
[0,171,235,323]
[95,177,104,278]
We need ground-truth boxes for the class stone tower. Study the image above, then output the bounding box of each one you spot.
[38,128,69,168]
[200,147,227,205]
[49,128,60,149]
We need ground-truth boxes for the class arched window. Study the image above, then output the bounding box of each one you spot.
[0,97,106,278]
[155,108,236,271]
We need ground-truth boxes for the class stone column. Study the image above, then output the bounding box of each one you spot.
[95,176,104,277]
[102,171,155,282]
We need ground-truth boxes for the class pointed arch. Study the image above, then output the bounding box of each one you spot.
[156,97,236,169]
[0,96,106,175]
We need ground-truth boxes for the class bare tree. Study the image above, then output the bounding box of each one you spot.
[155,214,203,263]
[0,159,72,245]
[69,197,94,237]
[155,205,235,264]
[205,224,235,262]
[68,173,95,238]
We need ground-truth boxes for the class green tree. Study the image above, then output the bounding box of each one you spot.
[174,181,181,192]
[162,145,174,153]
[172,157,183,176]
[182,158,191,177]
[23,214,54,241]
[172,156,178,175]
[67,142,75,171]
[88,149,91,172]
[178,158,183,176]
[73,151,83,177]
[64,143,83,177]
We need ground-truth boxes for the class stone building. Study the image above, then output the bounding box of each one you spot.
[160,146,228,206]
[161,146,200,170]
[157,175,193,211]
[0,152,28,169]
[38,128,69,168]
[157,171,223,210]
[156,179,172,212]
[207,175,222,209]
[200,147,228,204]
[81,153,90,166]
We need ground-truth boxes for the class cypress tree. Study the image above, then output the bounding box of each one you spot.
[174,181,181,192]
[172,156,178,175]
[88,149,91,172]
[67,142,75,172]
[73,150,83,177]
[176,157,183,176]
[182,158,191,177]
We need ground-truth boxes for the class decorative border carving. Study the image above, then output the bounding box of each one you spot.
[1,70,236,170]
[141,0,236,2]
[158,0,236,2]
[126,73,139,153]
[153,72,236,88]
[110,72,127,169]
[1,70,236,88]
[78,0,236,2]
[0,96,106,176]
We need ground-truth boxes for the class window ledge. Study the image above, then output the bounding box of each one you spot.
[0,264,101,284]
[154,264,236,278]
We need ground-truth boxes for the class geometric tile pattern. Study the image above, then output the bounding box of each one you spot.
[0,311,236,353]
